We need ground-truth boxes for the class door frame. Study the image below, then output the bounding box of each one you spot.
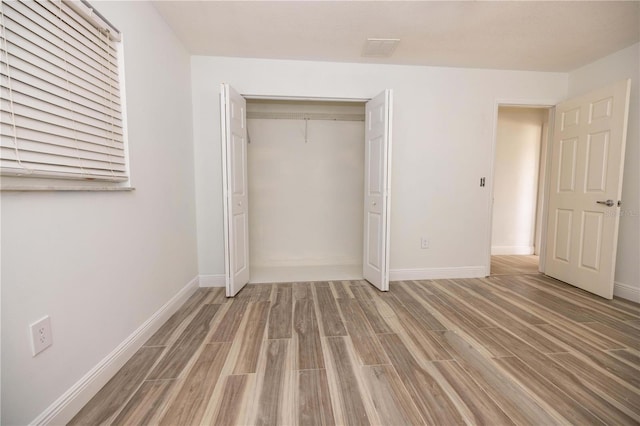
[223,90,391,287]
[486,98,557,276]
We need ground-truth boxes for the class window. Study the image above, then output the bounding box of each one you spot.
[0,0,128,187]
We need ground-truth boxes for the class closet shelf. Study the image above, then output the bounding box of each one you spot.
[247,111,365,122]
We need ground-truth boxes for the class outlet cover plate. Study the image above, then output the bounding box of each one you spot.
[30,316,53,356]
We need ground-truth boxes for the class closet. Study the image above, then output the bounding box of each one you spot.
[246,99,366,284]
[220,84,392,297]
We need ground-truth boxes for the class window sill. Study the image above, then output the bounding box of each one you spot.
[1,185,135,192]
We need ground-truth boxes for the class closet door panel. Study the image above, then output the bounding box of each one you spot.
[363,90,393,291]
[221,83,250,297]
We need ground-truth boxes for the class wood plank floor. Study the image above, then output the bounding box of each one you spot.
[491,255,539,275]
[70,275,640,425]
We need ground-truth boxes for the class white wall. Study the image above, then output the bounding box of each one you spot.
[0,2,198,424]
[191,57,567,279]
[247,101,364,268]
[492,107,545,255]
[568,43,640,301]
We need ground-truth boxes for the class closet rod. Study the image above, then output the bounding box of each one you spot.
[247,112,365,122]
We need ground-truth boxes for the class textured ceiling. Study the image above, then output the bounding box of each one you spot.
[153,1,640,72]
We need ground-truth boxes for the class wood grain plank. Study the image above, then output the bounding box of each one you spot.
[484,326,640,425]
[276,282,293,289]
[144,289,211,346]
[524,275,639,322]
[383,297,453,361]
[298,369,335,426]
[431,360,514,425]
[492,276,596,322]
[440,329,559,425]
[251,284,273,302]
[233,300,270,374]
[337,298,388,365]
[293,282,313,300]
[465,327,514,358]
[294,299,324,370]
[434,280,567,354]
[158,342,230,425]
[361,365,425,425]
[597,316,640,338]
[608,348,640,369]
[455,278,549,325]
[349,283,373,300]
[324,337,371,426]
[494,356,605,425]
[256,340,290,426]
[355,295,393,334]
[410,289,489,332]
[481,278,588,325]
[110,380,175,426]
[506,324,568,354]
[268,287,292,339]
[378,333,464,425]
[68,346,164,425]
[234,285,256,300]
[208,287,228,304]
[536,325,640,388]
[209,300,248,342]
[536,322,625,352]
[148,304,220,380]
[315,285,347,336]
[213,375,251,426]
[331,281,352,299]
[625,319,640,330]
[549,352,640,416]
[389,283,446,330]
[412,281,493,328]
[491,255,539,275]
[583,321,640,350]
[610,299,640,316]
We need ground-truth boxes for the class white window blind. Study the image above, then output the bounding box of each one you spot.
[0,0,127,182]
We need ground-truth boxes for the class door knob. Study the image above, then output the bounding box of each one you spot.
[372,201,377,206]
[596,199,615,207]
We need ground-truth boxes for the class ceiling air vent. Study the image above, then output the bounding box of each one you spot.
[362,38,400,58]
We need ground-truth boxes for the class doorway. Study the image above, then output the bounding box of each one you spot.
[487,79,630,300]
[490,106,552,275]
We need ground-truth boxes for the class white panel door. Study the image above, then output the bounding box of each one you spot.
[544,79,631,299]
[363,90,393,291]
[221,84,250,297]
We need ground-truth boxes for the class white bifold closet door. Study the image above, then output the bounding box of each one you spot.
[221,86,393,296]
[363,90,393,291]
[221,84,250,297]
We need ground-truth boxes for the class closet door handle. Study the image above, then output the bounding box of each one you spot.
[372,201,377,206]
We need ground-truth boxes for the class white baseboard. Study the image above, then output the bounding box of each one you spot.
[491,246,535,255]
[199,274,226,287]
[31,276,199,425]
[613,281,640,303]
[390,266,486,281]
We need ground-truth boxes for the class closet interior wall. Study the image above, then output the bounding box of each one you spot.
[246,99,366,283]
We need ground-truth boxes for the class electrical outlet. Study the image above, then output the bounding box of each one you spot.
[30,316,53,356]
[421,237,430,249]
